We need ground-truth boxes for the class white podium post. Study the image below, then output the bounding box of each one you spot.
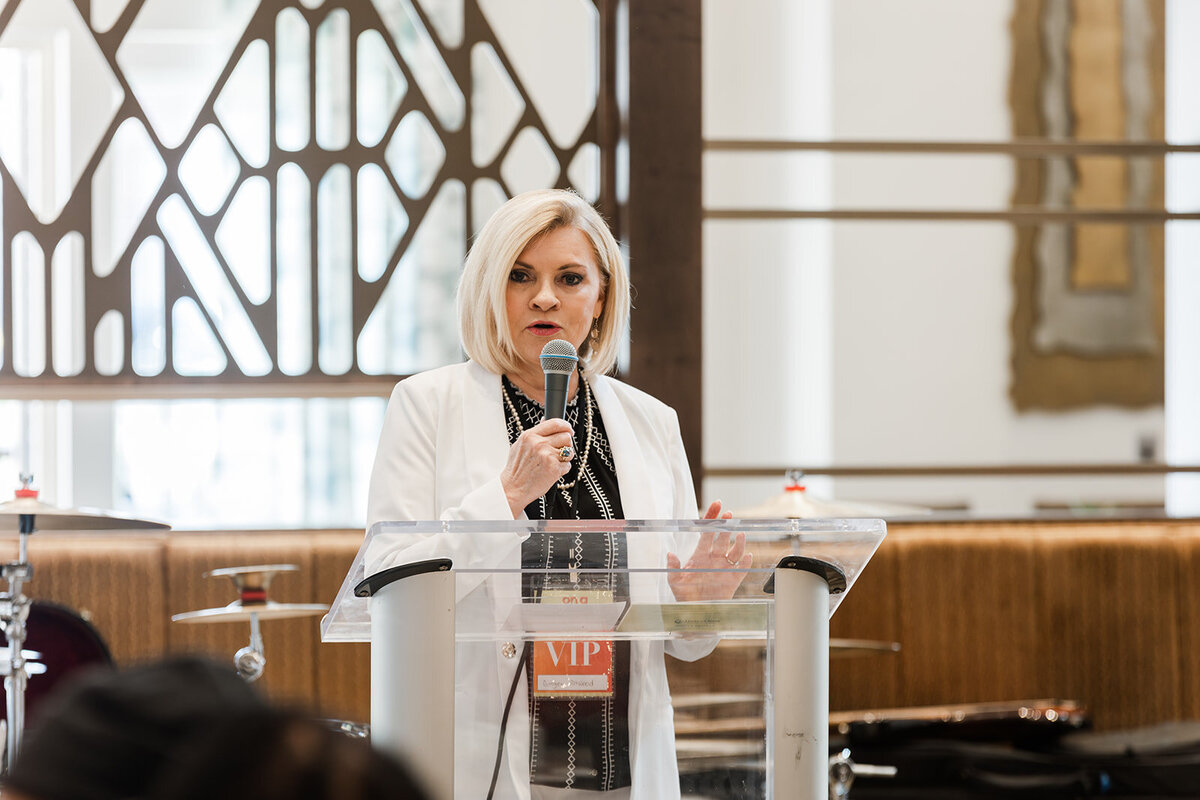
[356,559,455,800]
[771,557,846,800]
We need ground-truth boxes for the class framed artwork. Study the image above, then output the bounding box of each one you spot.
[1009,0,1165,410]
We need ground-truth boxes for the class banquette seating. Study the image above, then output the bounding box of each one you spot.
[20,519,1200,731]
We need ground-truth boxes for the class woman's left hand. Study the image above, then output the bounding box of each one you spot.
[667,501,753,602]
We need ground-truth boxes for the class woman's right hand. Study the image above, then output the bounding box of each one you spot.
[500,419,575,518]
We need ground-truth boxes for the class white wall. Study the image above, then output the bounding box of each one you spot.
[703,0,1168,515]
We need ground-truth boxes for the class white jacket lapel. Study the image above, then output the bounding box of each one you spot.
[462,361,511,499]
[590,375,656,519]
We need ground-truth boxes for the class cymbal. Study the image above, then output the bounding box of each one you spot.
[171,601,329,624]
[718,640,902,658]
[675,738,762,759]
[205,564,297,595]
[671,692,761,710]
[0,495,171,532]
[736,484,930,519]
[831,638,902,658]
[207,564,298,580]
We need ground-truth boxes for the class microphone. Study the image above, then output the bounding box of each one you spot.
[539,339,578,420]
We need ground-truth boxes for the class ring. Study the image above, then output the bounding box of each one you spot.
[724,554,737,566]
[558,446,574,462]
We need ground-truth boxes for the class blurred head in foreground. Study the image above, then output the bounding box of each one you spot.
[6,657,428,800]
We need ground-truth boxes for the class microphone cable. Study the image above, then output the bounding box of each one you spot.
[486,642,530,800]
[489,344,573,799]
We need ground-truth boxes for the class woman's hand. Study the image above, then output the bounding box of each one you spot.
[500,419,575,518]
[667,500,753,602]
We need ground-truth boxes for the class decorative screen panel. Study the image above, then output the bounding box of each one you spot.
[0,0,615,393]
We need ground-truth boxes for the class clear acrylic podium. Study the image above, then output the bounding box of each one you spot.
[322,518,886,800]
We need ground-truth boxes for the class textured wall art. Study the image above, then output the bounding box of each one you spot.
[1009,0,1165,410]
[0,0,614,392]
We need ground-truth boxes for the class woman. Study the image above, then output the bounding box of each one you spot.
[367,189,750,799]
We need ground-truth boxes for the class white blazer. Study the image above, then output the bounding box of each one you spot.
[366,361,702,800]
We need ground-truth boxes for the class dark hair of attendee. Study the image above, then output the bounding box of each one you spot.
[143,708,430,800]
[5,657,429,800]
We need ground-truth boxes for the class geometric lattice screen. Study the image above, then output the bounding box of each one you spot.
[0,0,614,392]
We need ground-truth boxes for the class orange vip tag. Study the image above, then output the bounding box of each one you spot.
[532,589,614,699]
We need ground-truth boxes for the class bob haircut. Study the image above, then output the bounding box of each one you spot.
[457,189,630,377]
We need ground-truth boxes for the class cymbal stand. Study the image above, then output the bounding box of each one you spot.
[171,565,321,684]
[1,484,36,772]
[233,611,266,682]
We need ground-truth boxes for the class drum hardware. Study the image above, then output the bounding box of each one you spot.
[0,473,168,772]
[1,506,34,775]
[171,564,327,683]
[322,718,370,739]
[0,661,46,678]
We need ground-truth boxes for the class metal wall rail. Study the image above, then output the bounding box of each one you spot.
[702,138,1200,222]
[703,138,1200,155]
[705,464,1200,478]
[704,209,1200,222]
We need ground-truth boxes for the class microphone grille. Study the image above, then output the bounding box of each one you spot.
[539,339,578,376]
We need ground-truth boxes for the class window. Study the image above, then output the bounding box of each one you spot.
[0,0,615,527]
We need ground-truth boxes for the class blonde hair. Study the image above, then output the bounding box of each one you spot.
[457,189,630,376]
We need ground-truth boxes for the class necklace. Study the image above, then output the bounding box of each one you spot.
[502,374,595,491]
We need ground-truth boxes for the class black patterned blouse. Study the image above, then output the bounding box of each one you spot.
[502,375,632,792]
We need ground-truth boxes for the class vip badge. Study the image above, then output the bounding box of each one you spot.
[532,589,615,699]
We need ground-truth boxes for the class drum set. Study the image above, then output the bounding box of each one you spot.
[0,474,331,772]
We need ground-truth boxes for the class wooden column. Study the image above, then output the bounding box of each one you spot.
[625,1,704,495]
